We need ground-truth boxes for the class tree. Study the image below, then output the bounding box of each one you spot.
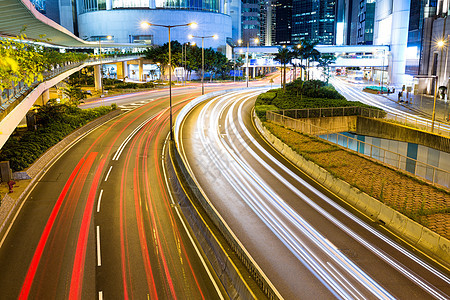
[318,53,336,84]
[61,78,86,105]
[0,33,46,93]
[274,47,293,90]
[298,39,320,80]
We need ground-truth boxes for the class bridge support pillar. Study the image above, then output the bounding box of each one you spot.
[116,62,124,79]
[94,65,102,91]
[40,89,50,105]
[139,59,144,82]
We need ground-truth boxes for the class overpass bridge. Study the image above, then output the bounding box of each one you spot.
[0,55,147,149]
[0,0,150,150]
[232,45,390,71]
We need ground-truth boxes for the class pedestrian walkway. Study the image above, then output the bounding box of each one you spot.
[381,88,450,123]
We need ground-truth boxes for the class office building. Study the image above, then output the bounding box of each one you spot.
[291,0,337,45]
[260,0,276,46]
[241,0,261,44]
[274,0,292,45]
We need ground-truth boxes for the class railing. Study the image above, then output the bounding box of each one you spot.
[0,55,140,122]
[267,110,450,188]
[276,106,450,137]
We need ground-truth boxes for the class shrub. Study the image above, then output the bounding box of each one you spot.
[255,105,278,121]
[0,104,114,171]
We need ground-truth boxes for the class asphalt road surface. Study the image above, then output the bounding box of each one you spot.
[0,86,231,299]
[176,89,450,299]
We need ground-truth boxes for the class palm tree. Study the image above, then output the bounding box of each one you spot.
[274,47,292,90]
[318,53,336,83]
[301,39,320,80]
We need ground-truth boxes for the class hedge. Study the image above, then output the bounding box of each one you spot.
[0,104,116,171]
[255,79,379,117]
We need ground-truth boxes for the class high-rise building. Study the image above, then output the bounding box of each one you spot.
[346,0,375,45]
[291,0,337,45]
[274,0,292,45]
[260,0,276,46]
[29,0,238,49]
[75,0,235,49]
[242,0,261,44]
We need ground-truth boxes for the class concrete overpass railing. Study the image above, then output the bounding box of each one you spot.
[0,55,141,150]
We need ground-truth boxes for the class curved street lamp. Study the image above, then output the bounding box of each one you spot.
[140,21,197,140]
[188,34,218,95]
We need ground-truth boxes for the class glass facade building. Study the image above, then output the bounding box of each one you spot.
[290,0,336,45]
[78,0,221,14]
[274,0,292,45]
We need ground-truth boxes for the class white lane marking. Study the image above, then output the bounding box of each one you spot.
[112,112,159,161]
[96,226,102,266]
[161,133,225,300]
[230,96,450,297]
[104,166,113,182]
[97,189,104,213]
[99,291,103,300]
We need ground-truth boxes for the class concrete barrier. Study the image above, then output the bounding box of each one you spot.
[174,88,282,300]
[255,115,450,268]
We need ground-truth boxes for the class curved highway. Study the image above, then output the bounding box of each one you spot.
[176,89,450,299]
[0,87,225,299]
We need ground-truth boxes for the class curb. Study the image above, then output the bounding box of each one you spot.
[254,115,450,269]
[0,109,123,239]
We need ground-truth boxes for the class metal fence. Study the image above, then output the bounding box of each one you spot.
[274,106,450,137]
[267,111,450,188]
[0,55,140,122]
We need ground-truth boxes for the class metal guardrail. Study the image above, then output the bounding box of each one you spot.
[267,110,450,188]
[275,106,450,137]
[170,141,280,300]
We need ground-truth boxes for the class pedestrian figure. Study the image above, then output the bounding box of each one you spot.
[8,180,15,193]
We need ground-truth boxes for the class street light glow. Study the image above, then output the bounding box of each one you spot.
[140,21,150,29]
[213,35,218,40]
[189,22,198,29]
[238,39,242,45]
[107,35,112,40]
[188,34,193,39]
[438,40,445,48]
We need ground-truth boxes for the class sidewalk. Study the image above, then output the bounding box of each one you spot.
[380,89,450,123]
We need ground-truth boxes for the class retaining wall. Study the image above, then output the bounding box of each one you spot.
[255,115,450,269]
[356,116,450,153]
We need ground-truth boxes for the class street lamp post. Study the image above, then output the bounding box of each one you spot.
[438,35,450,95]
[141,21,197,140]
[432,75,438,132]
[189,34,218,95]
[98,35,112,96]
[415,75,439,132]
[238,38,259,87]
[381,49,386,94]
